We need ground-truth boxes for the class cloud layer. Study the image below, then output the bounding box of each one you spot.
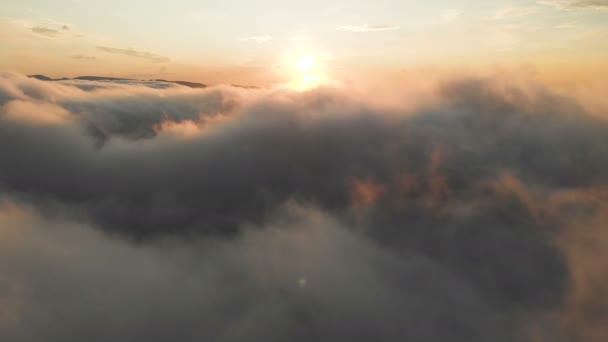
[0,71,607,341]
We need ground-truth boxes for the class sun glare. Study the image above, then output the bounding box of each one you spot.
[295,55,316,73]
[289,53,328,91]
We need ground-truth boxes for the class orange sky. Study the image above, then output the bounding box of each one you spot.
[0,0,607,86]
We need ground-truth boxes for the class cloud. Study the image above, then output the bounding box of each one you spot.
[440,9,462,22]
[337,24,400,32]
[31,26,62,37]
[71,54,96,60]
[538,0,608,9]
[0,201,508,342]
[1,71,608,341]
[492,6,540,19]
[96,46,170,63]
[555,21,580,29]
[238,35,272,43]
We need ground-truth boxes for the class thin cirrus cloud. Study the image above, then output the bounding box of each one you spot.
[238,35,272,43]
[538,0,608,9]
[337,24,400,32]
[440,10,463,22]
[492,6,540,19]
[96,46,170,63]
[71,54,97,60]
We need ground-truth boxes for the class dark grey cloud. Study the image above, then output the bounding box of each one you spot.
[97,46,170,63]
[0,202,512,342]
[0,71,607,341]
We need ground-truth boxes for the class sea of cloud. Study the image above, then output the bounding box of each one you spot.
[0,71,607,341]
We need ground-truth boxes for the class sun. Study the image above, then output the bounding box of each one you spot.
[289,53,328,91]
[295,55,316,73]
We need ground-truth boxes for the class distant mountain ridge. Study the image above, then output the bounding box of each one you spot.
[29,74,208,89]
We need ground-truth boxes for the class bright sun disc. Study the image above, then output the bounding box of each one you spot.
[295,55,316,73]
[288,53,329,91]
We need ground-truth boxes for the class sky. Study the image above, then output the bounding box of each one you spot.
[1,0,608,85]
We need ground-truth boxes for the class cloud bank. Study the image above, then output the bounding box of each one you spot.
[0,71,607,341]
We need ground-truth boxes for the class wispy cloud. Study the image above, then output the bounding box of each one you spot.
[238,35,271,43]
[556,21,580,29]
[31,26,62,37]
[27,17,74,38]
[96,46,170,63]
[71,54,97,60]
[440,10,462,22]
[538,0,608,9]
[337,24,399,32]
[492,6,540,19]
